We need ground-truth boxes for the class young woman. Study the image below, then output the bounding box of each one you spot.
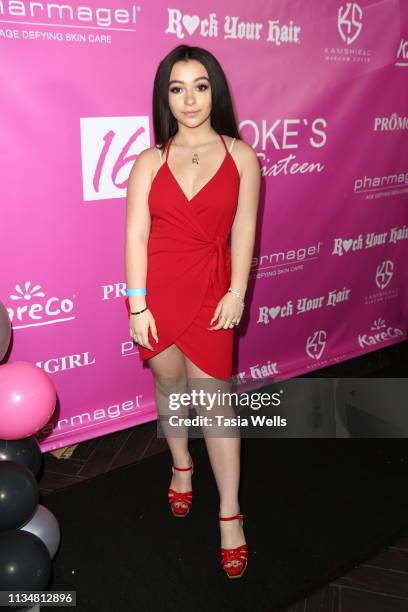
[125,44,260,579]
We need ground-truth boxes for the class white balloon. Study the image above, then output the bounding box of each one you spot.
[20,503,60,559]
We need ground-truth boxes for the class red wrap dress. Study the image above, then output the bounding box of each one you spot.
[126,133,240,379]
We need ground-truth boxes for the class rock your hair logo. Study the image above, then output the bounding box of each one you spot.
[332,225,408,256]
[7,281,76,329]
[165,9,302,44]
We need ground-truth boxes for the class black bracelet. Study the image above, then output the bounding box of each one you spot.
[130,307,148,315]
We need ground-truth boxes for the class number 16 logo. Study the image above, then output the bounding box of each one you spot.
[80,116,150,201]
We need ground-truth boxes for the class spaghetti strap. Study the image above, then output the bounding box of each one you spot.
[156,146,163,165]
[229,138,236,154]
[219,133,228,152]
[165,137,173,163]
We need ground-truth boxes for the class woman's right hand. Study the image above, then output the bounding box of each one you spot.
[130,309,158,351]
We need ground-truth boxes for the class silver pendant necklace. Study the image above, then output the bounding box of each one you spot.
[173,137,200,164]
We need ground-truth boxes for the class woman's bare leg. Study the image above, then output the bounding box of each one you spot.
[184,355,246,565]
[147,343,193,511]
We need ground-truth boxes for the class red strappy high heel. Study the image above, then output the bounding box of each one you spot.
[167,459,194,517]
[219,513,248,579]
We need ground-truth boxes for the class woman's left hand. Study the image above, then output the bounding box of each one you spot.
[208,292,244,330]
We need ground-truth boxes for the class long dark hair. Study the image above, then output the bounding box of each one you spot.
[152,45,240,151]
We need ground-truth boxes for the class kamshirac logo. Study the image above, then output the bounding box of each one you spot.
[337,3,363,45]
[306,330,327,360]
[7,281,76,329]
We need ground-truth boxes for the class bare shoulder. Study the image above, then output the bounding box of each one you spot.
[128,145,162,185]
[137,145,162,167]
[222,135,260,178]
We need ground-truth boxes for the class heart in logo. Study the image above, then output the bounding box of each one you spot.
[269,306,281,319]
[182,15,200,35]
[342,239,353,252]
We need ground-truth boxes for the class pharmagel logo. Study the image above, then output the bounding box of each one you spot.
[0,3,140,29]
[166,10,301,44]
[7,281,76,329]
[306,330,327,361]
[358,317,404,349]
[253,241,323,280]
[338,3,362,45]
[353,171,408,195]
[80,116,150,201]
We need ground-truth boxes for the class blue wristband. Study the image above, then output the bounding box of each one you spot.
[126,288,147,296]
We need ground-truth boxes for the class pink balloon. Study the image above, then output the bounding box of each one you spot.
[0,361,56,440]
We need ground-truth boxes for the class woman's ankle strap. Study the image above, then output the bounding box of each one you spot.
[173,463,193,471]
[219,513,245,521]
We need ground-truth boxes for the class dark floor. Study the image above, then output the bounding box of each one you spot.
[39,341,408,612]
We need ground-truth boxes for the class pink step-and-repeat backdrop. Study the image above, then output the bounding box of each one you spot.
[1,1,407,451]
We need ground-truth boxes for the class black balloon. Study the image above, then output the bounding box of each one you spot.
[0,437,43,477]
[0,530,51,591]
[0,461,39,531]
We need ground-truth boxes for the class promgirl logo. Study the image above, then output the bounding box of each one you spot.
[358,317,404,349]
[7,281,76,329]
